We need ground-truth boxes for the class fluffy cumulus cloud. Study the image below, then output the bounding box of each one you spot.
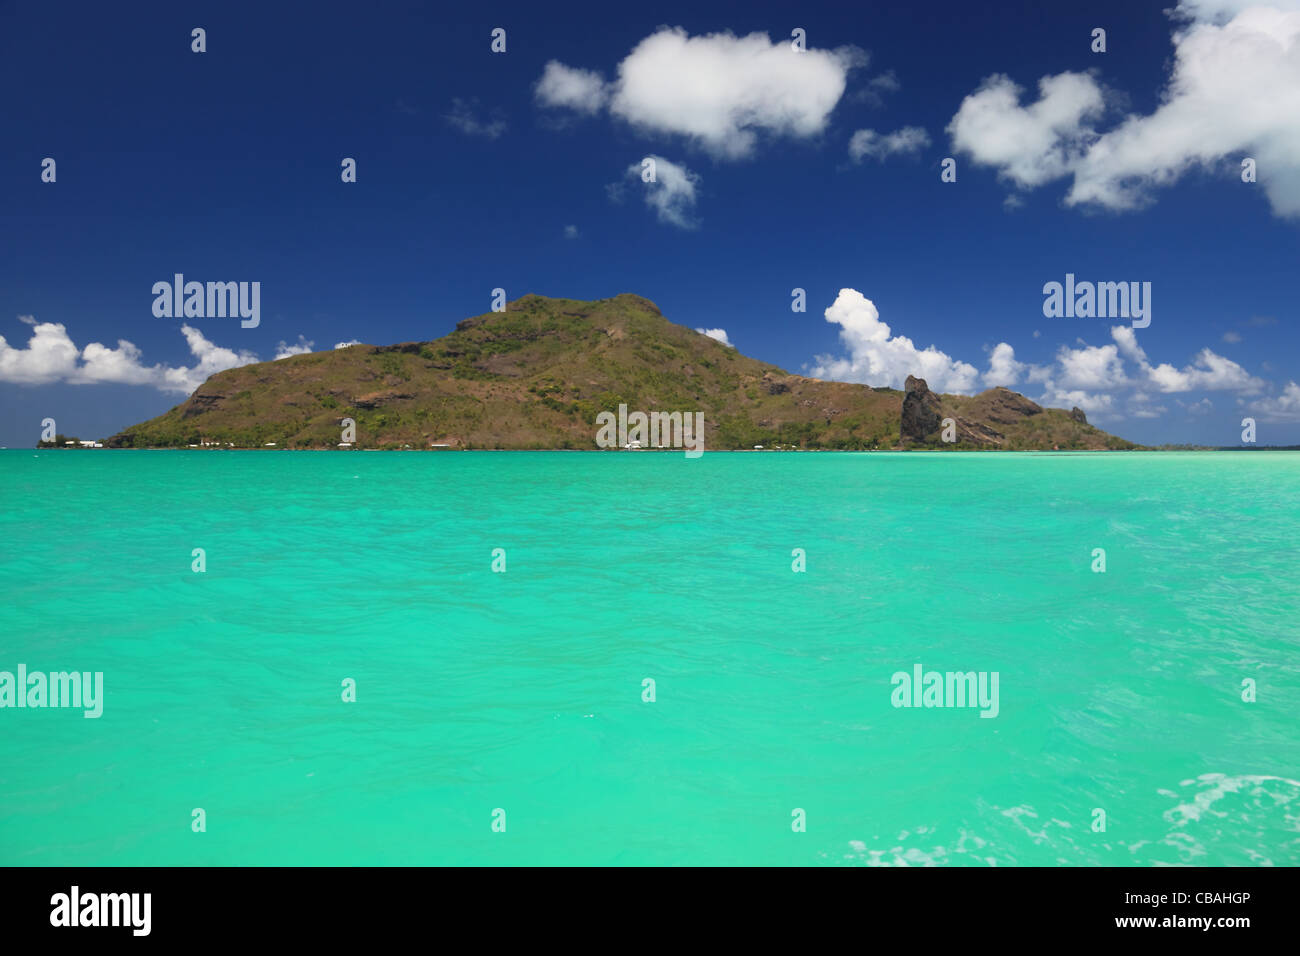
[1250,381,1300,421]
[808,289,981,393]
[1017,328,1266,417]
[161,326,260,393]
[948,0,1300,219]
[538,28,863,159]
[535,62,610,115]
[695,327,734,347]
[274,336,314,360]
[804,293,1280,422]
[983,342,1026,386]
[1109,325,1264,392]
[0,317,262,394]
[333,339,360,349]
[948,72,1104,188]
[626,155,701,229]
[0,317,80,384]
[1040,387,1116,416]
[1148,349,1265,392]
[980,339,1124,416]
[79,339,168,386]
[1054,341,1128,389]
[848,126,931,162]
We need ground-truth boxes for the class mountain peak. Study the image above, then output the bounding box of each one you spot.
[105,296,1134,451]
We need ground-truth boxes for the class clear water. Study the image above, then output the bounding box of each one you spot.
[1,449,1297,865]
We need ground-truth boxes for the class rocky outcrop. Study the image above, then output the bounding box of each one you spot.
[1069,406,1087,424]
[762,373,792,395]
[950,418,1005,445]
[180,392,225,419]
[901,375,943,442]
[981,387,1043,424]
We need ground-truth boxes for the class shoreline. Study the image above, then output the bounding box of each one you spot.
[17,446,1300,453]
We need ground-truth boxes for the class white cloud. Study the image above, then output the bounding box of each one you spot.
[1038,387,1115,416]
[1146,348,1265,392]
[158,326,260,393]
[334,340,361,349]
[1055,341,1128,389]
[1024,361,1055,385]
[0,318,80,384]
[1180,0,1275,16]
[627,155,701,229]
[984,342,1026,386]
[1222,330,1242,343]
[848,126,931,162]
[695,327,734,347]
[444,98,507,139]
[804,297,1273,425]
[1110,324,1265,393]
[1110,325,1149,365]
[948,72,1104,188]
[949,1,1300,219]
[274,336,314,360]
[808,289,980,393]
[535,61,610,115]
[77,339,166,386]
[1250,381,1300,421]
[541,28,864,159]
[563,224,580,239]
[0,317,261,394]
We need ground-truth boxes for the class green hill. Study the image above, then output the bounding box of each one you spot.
[104,293,1137,451]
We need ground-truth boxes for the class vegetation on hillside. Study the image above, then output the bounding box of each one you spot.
[105,294,1136,451]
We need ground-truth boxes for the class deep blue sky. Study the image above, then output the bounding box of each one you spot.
[2,0,1296,446]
